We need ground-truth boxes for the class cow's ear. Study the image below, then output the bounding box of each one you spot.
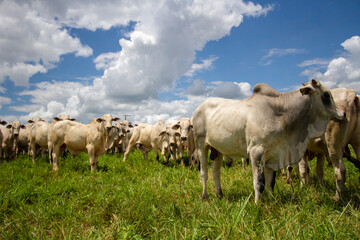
[6,124,12,129]
[175,132,181,137]
[1,120,7,125]
[28,120,34,124]
[53,117,61,122]
[129,124,133,128]
[113,117,120,122]
[70,118,76,121]
[96,118,104,123]
[21,125,26,129]
[172,124,180,130]
[300,85,315,96]
[311,79,320,87]
[159,131,166,136]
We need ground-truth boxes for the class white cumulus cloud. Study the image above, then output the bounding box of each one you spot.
[1,0,273,124]
[301,35,360,91]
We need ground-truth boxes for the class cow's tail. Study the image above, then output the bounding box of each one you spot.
[343,146,360,170]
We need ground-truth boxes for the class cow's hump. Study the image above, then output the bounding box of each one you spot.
[253,83,280,97]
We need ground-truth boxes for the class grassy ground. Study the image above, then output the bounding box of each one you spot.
[0,150,359,239]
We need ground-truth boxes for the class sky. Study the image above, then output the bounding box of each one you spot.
[0,0,359,124]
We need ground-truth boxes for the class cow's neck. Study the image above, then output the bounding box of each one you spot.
[283,91,329,141]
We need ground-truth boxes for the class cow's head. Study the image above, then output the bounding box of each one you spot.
[300,79,346,124]
[159,130,170,155]
[28,118,47,124]
[53,114,76,122]
[102,114,120,132]
[7,121,25,137]
[172,118,193,142]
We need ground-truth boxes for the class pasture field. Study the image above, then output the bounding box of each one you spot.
[0,150,359,239]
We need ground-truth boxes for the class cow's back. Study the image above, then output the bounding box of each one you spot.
[30,121,50,147]
[193,97,249,158]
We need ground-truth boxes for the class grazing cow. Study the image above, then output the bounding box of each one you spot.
[123,120,169,162]
[51,117,108,172]
[0,120,8,161]
[192,79,345,203]
[297,88,359,200]
[1,121,26,160]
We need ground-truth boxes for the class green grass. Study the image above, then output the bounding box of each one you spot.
[0,149,359,239]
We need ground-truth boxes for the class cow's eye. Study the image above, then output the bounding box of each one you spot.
[322,92,331,105]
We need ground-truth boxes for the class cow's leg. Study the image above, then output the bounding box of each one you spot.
[198,146,209,199]
[211,149,223,198]
[177,144,185,166]
[315,154,325,186]
[349,142,360,162]
[41,148,46,160]
[143,150,149,161]
[332,156,346,201]
[123,141,136,162]
[242,158,248,170]
[299,156,310,188]
[87,146,97,171]
[250,147,265,204]
[52,145,60,172]
[264,166,276,199]
[29,141,36,163]
[48,141,52,164]
[288,165,294,183]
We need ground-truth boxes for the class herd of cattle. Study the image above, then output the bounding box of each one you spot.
[1,79,359,203]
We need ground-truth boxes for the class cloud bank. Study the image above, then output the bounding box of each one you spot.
[0,0,273,123]
[301,35,360,92]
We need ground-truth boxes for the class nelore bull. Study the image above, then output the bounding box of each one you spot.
[192,79,345,203]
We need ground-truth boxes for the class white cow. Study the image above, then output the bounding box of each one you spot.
[192,79,345,203]
[0,120,8,161]
[115,120,134,153]
[101,114,120,148]
[165,120,182,164]
[123,120,169,162]
[172,118,196,167]
[296,88,359,200]
[51,117,109,172]
[18,118,46,156]
[1,121,26,160]
[29,115,74,163]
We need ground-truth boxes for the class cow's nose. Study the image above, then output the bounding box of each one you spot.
[107,127,112,131]
[170,142,175,146]
[14,133,19,137]
[181,137,187,141]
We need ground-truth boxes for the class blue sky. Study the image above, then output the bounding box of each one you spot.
[0,0,359,124]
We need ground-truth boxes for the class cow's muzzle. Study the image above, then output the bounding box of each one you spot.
[332,111,346,122]
[181,137,187,141]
